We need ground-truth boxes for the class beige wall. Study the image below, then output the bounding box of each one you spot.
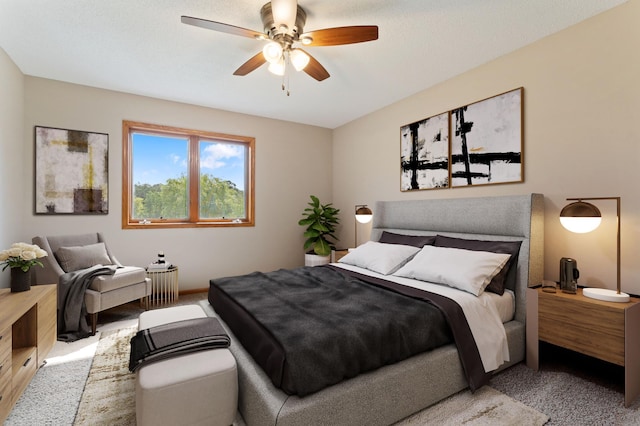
[19,78,332,291]
[333,0,640,295]
[0,48,25,288]
[3,1,639,294]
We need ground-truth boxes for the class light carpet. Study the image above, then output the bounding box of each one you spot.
[67,326,547,425]
[8,295,639,424]
[4,354,93,425]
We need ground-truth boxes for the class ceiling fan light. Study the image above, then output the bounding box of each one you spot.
[290,49,310,71]
[270,0,297,32]
[262,41,283,64]
[268,58,286,76]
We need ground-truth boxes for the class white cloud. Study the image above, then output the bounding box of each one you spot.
[201,143,243,170]
[167,153,187,169]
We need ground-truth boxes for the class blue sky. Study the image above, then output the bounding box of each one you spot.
[132,133,245,187]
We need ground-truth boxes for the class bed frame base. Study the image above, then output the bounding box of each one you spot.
[200,301,524,426]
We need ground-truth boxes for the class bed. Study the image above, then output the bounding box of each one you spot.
[202,193,544,425]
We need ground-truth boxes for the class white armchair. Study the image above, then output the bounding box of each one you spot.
[32,233,151,335]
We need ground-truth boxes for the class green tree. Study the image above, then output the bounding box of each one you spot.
[200,175,244,218]
[133,174,244,220]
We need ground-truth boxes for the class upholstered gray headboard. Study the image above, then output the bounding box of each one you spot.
[371,193,544,323]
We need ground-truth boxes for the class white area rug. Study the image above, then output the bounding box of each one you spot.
[397,386,549,425]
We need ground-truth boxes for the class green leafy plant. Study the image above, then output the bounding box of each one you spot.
[298,195,340,257]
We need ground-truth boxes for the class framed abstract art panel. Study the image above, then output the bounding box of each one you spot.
[400,111,450,191]
[450,87,523,187]
[34,126,109,214]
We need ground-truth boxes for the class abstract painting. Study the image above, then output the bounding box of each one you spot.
[400,111,450,191]
[450,88,523,187]
[35,126,109,214]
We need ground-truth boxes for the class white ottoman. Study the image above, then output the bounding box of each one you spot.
[136,305,237,426]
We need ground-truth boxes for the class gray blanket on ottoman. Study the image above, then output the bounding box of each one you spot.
[129,317,230,372]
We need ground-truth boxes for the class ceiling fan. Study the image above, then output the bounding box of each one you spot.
[181,0,378,83]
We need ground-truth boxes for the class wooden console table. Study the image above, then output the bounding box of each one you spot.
[0,284,57,422]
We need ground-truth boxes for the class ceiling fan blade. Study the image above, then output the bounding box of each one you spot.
[300,50,330,81]
[181,16,266,40]
[233,52,267,76]
[301,26,378,46]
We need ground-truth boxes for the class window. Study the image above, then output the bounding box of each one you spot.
[122,121,254,228]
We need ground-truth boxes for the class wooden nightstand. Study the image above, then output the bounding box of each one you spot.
[526,286,640,407]
[331,249,349,263]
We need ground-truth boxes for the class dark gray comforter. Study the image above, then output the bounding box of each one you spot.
[209,265,489,396]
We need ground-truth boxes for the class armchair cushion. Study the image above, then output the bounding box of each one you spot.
[90,266,147,292]
[56,242,113,273]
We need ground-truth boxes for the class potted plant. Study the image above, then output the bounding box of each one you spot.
[298,195,340,266]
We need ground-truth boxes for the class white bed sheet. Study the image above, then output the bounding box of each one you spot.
[487,288,515,324]
[331,262,511,373]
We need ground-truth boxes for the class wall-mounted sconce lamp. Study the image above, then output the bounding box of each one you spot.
[355,205,373,247]
[559,196,629,302]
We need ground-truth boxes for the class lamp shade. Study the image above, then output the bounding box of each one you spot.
[355,205,373,224]
[268,57,286,76]
[290,48,310,71]
[263,41,283,64]
[559,201,602,233]
[270,0,297,32]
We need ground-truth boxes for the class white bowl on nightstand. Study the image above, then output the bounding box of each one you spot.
[583,287,630,303]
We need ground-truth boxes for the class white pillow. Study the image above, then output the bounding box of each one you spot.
[392,245,510,296]
[338,241,420,275]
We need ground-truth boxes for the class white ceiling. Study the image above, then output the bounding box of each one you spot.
[0,0,627,129]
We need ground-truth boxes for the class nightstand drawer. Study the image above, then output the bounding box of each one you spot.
[539,292,625,365]
[540,319,625,365]
[538,293,625,366]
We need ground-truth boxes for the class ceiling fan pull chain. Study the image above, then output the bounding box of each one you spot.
[286,64,291,96]
[281,50,291,96]
[281,67,286,93]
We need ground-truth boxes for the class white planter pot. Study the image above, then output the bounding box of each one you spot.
[305,253,330,267]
